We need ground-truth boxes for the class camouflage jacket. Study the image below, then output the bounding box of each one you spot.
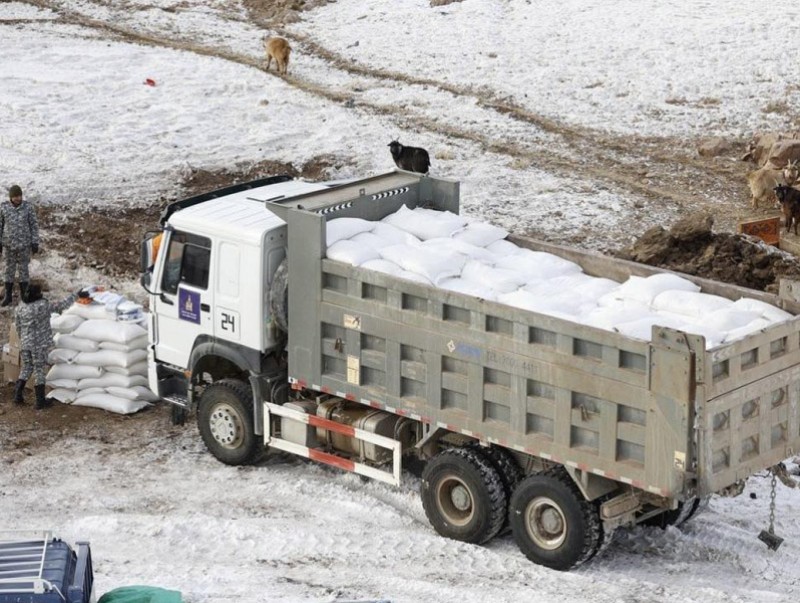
[0,200,40,249]
[15,293,76,351]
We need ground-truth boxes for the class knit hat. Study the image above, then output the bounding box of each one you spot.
[8,185,22,199]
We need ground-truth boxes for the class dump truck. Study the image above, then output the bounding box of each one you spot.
[0,531,94,603]
[140,171,800,570]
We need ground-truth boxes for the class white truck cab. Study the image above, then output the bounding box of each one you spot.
[142,176,328,418]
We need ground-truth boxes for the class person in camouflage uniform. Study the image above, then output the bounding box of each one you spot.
[14,285,87,410]
[0,184,40,307]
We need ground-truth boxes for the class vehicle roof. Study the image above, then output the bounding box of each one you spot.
[167,180,329,244]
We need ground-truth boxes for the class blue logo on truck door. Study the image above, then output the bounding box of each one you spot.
[179,288,201,324]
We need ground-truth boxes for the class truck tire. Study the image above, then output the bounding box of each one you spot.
[509,469,602,571]
[421,447,507,545]
[641,496,703,529]
[467,443,523,534]
[197,378,261,466]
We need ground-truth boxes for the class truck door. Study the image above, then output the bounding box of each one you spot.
[153,230,213,368]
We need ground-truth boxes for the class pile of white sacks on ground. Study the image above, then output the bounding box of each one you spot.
[46,291,158,414]
[326,205,794,350]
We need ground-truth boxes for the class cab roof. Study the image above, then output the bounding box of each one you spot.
[166,179,329,244]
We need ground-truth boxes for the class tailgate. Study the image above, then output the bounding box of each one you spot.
[698,317,800,495]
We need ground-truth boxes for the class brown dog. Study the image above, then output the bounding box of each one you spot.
[264,37,291,75]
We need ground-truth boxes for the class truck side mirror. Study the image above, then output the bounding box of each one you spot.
[140,230,163,294]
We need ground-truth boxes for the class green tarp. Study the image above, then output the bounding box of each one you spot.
[98,586,182,603]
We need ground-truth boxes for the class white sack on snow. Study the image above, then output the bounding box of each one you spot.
[47,363,103,381]
[77,373,149,390]
[64,302,112,321]
[71,393,150,415]
[71,319,148,344]
[496,249,583,280]
[47,348,79,365]
[107,385,160,402]
[326,217,374,246]
[98,335,149,352]
[651,290,733,318]
[379,244,466,285]
[47,378,78,390]
[381,205,466,240]
[452,222,509,247]
[50,314,84,334]
[53,333,100,353]
[326,239,381,266]
[46,388,78,404]
[105,361,148,376]
[74,349,148,368]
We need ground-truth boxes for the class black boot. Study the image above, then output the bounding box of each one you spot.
[19,281,28,303]
[0,282,12,307]
[34,384,51,410]
[13,379,26,405]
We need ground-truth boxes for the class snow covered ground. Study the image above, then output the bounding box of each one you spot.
[1,0,798,247]
[2,1,800,602]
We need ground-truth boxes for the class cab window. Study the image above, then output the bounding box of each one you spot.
[161,231,212,294]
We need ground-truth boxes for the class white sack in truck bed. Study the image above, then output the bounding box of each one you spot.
[325,206,794,349]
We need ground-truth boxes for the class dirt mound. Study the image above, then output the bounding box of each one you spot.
[616,213,800,293]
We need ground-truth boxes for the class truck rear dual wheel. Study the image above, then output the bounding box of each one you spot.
[421,447,507,545]
[509,469,603,571]
[467,443,523,534]
[197,378,261,466]
[641,496,705,529]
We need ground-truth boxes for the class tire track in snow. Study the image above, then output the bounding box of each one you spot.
[21,0,751,229]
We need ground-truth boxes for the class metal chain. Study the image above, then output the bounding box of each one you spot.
[768,470,777,534]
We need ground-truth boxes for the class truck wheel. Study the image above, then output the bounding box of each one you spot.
[467,443,523,534]
[197,378,261,466]
[509,469,602,570]
[421,447,507,545]
[641,497,703,529]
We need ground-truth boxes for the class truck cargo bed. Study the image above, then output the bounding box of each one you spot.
[271,171,800,500]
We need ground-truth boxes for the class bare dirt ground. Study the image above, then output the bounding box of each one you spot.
[4,0,800,453]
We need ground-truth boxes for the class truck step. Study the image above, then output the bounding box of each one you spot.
[162,394,189,408]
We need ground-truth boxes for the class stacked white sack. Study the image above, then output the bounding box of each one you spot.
[325,207,795,349]
[46,293,158,414]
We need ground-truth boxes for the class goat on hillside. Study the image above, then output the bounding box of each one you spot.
[748,166,785,209]
[264,36,291,75]
[388,140,431,174]
[784,159,800,186]
[774,184,800,235]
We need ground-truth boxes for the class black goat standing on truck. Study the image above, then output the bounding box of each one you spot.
[388,140,431,174]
